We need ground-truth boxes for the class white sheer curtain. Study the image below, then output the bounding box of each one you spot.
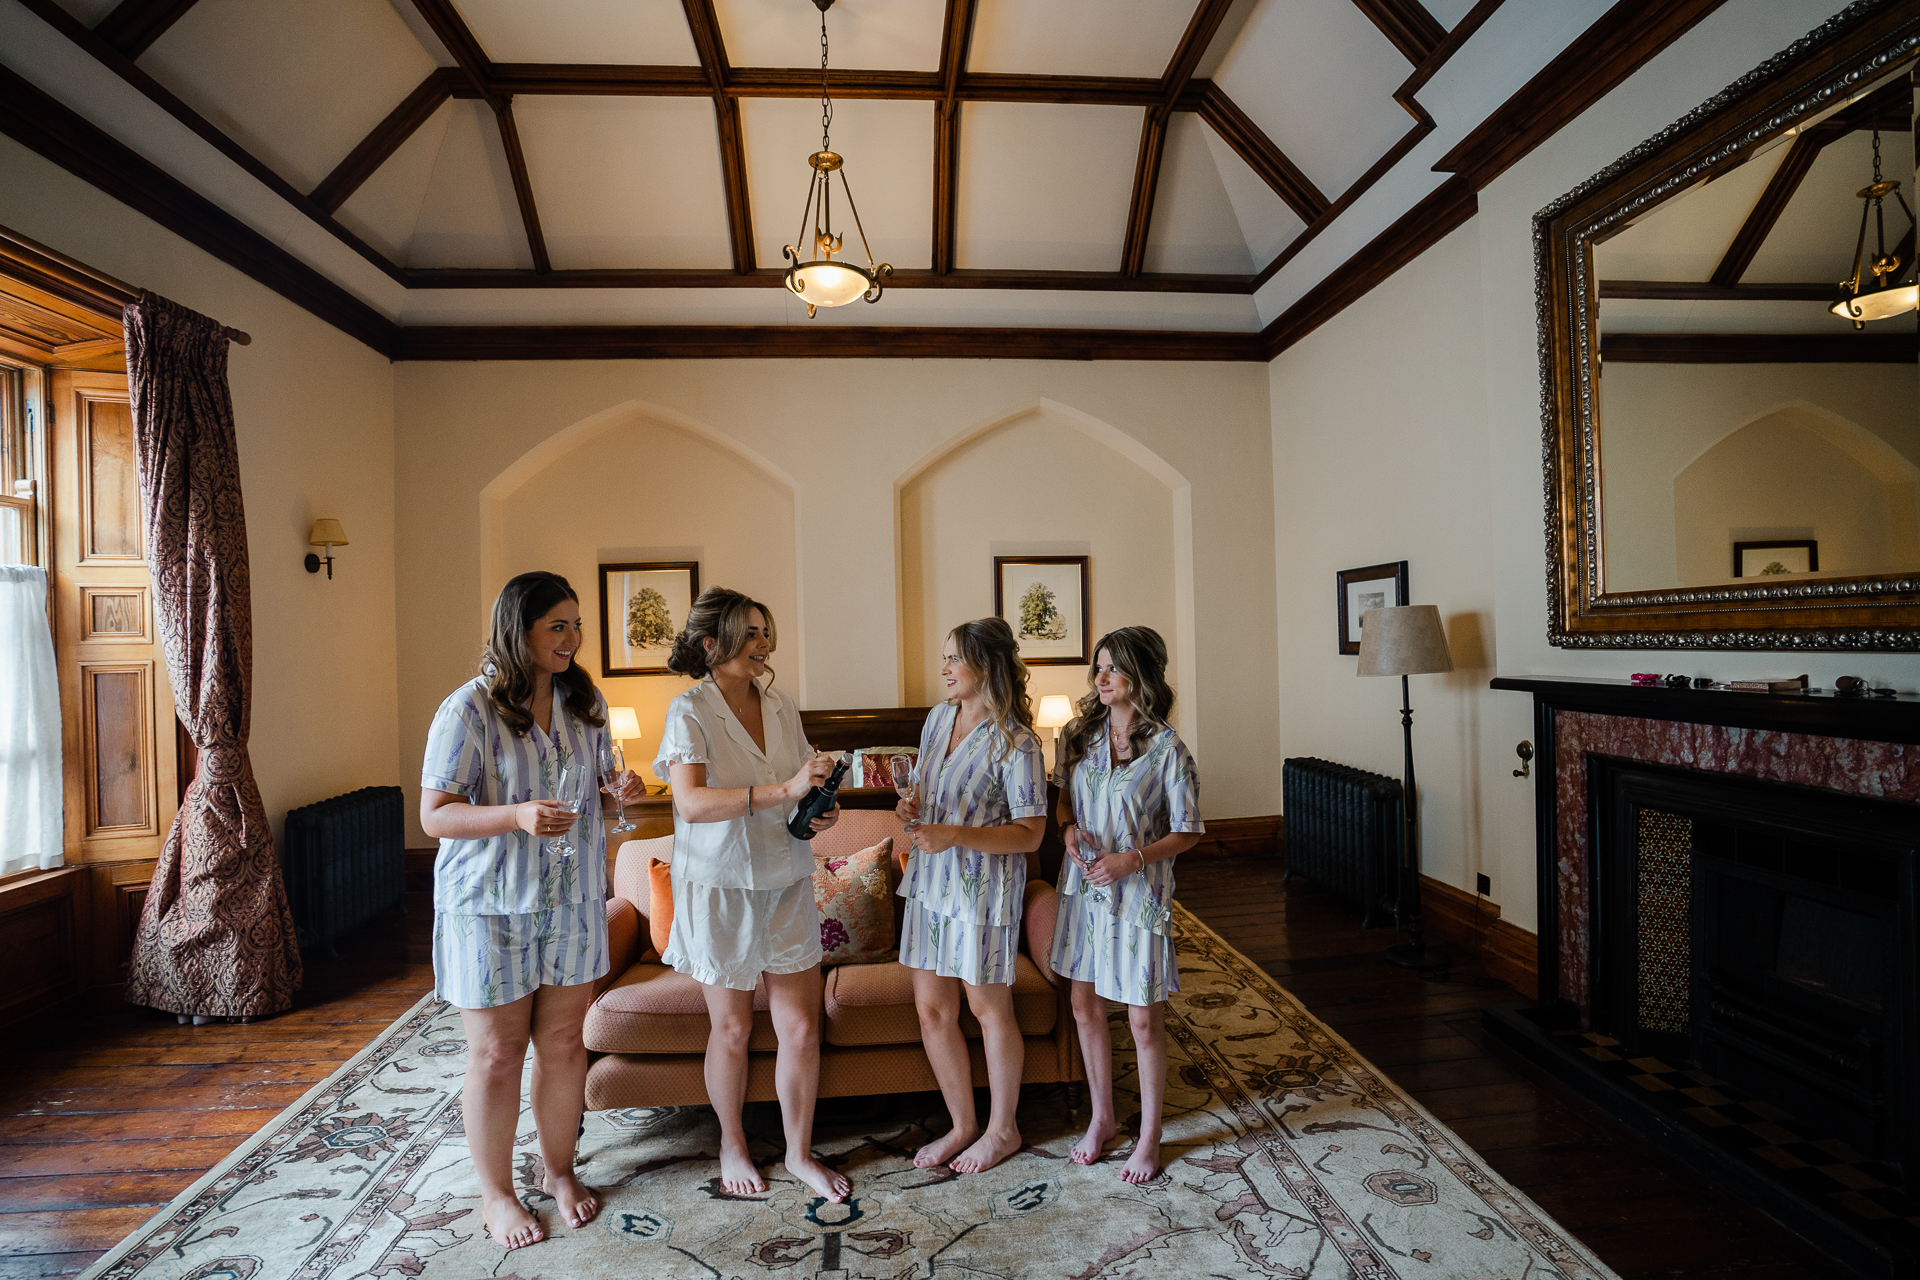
[1,566,62,876]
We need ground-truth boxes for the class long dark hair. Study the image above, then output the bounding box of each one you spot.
[667,586,778,685]
[482,571,604,737]
[1058,626,1174,777]
[947,617,1034,761]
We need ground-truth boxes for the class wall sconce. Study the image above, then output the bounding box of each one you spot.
[1036,694,1074,780]
[305,518,348,579]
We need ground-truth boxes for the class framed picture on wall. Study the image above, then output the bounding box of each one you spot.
[600,561,699,677]
[1336,561,1409,655]
[994,556,1089,666]
[1733,539,1818,578]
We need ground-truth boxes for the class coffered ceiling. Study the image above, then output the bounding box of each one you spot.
[0,0,1742,356]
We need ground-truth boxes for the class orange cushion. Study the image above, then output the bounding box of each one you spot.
[813,838,899,967]
[648,857,673,959]
[822,955,1057,1047]
[583,964,779,1054]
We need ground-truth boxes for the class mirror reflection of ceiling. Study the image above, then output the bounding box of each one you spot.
[1594,65,1920,595]
[2,0,1524,331]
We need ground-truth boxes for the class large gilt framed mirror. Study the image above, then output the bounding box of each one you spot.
[1540,1,1920,649]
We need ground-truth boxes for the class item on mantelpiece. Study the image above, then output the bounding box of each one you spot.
[1725,675,1810,694]
[1873,686,1898,698]
[1663,674,1690,688]
[1629,672,1660,686]
[1691,677,1712,689]
[1835,675,1867,696]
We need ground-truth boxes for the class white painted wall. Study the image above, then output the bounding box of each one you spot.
[0,135,403,849]
[394,362,1276,844]
[1266,0,1919,933]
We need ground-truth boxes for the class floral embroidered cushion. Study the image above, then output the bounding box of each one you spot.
[812,837,899,967]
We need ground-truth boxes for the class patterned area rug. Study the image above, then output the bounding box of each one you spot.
[79,905,1616,1280]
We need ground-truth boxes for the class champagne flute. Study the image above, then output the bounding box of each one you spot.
[551,763,583,858]
[889,754,921,832]
[600,741,636,834]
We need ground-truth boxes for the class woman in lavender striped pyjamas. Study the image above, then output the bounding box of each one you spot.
[418,571,646,1250]
[895,617,1048,1175]
[1051,626,1202,1184]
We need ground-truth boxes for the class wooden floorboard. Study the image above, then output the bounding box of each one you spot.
[0,868,1832,1278]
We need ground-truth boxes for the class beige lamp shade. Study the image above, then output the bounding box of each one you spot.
[1036,695,1074,728]
[607,706,643,741]
[1356,604,1453,677]
[307,518,349,548]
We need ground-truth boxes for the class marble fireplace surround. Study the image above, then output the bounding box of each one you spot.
[1489,677,1920,1016]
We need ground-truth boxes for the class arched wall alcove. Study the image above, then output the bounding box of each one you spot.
[1672,401,1920,586]
[894,397,1197,753]
[480,400,801,783]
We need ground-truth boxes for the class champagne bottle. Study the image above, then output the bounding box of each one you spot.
[787,754,852,840]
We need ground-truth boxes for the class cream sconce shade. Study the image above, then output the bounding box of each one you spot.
[607,706,643,742]
[1036,695,1074,729]
[304,518,348,580]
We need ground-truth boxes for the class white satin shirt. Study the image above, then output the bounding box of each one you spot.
[653,676,815,890]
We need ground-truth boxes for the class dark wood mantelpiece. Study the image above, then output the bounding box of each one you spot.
[1490,675,1920,745]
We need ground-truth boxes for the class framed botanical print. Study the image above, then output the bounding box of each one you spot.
[1336,561,1408,655]
[599,561,698,677]
[1733,540,1818,578]
[994,555,1089,666]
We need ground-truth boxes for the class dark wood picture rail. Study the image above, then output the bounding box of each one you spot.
[1600,331,1920,363]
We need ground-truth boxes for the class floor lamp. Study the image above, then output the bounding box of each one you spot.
[1356,604,1454,969]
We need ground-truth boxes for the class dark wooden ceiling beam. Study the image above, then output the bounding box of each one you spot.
[1601,332,1916,363]
[92,0,203,58]
[1193,86,1328,222]
[406,0,496,103]
[682,0,755,274]
[402,267,1254,292]
[393,323,1265,362]
[933,0,977,275]
[310,69,459,213]
[1600,280,1838,301]
[492,101,549,273]
[1351,0,1445,64]
[1708,131,1825,287]
[1121,0,1236,276]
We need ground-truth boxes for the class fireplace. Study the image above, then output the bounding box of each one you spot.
[1487,676,1920,1280]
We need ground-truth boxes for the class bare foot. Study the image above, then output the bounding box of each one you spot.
[482,1193,544,1250]
[784,1153,851,1203]
[543,1169,600,1228]
[1120,1135,1162,1184]
[950,1127,1021,1174]
[718,1140,766,1196]
[1070,1117,1119,1166]
[913,1124,979,1169]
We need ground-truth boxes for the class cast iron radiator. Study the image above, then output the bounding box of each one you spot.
[282,786,406,955]
[1280,758,1402,928]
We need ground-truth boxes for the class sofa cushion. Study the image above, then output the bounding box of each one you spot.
[813,837,899,966]
[821,955,1057,1047]
[583,963,777,1054]
[647,857,673,958]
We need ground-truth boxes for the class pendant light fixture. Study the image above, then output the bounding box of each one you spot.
[782,0,890,318]
[1831,129,1917,328]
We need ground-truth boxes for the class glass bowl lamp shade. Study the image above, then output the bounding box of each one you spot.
[783,151,890,317]
[1830,133,1917,328]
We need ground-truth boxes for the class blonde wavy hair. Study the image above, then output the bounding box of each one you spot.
[945,617,1034,760]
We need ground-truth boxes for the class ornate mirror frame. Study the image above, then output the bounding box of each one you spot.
[1538,0,1920,650]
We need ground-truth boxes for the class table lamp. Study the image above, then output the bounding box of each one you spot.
[606,706,652,793]
[1036,694,1074,779]
[1356,604,1453,969]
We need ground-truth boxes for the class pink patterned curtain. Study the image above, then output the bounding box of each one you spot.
[123,292,301,1019]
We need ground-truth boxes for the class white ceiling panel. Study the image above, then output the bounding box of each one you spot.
[1423,0,1478,29]
[1592,146,1786,282]
[1598,298,1853,335]
[407,100,534,269]
[1201,118,1303,267]
[1144,113,1251,274]
[517,97,732,269]
[451,0,699,65]
[968,0,1202,78]
[1747,131,1902,285]
[140,0,438,192]
[955,101,1139,272]
[334,100,455,264]
[715,0,944,72]
[1212,0,1411,199]
[742,97,934,272]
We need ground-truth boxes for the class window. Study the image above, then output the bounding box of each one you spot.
[0,366,37,567]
